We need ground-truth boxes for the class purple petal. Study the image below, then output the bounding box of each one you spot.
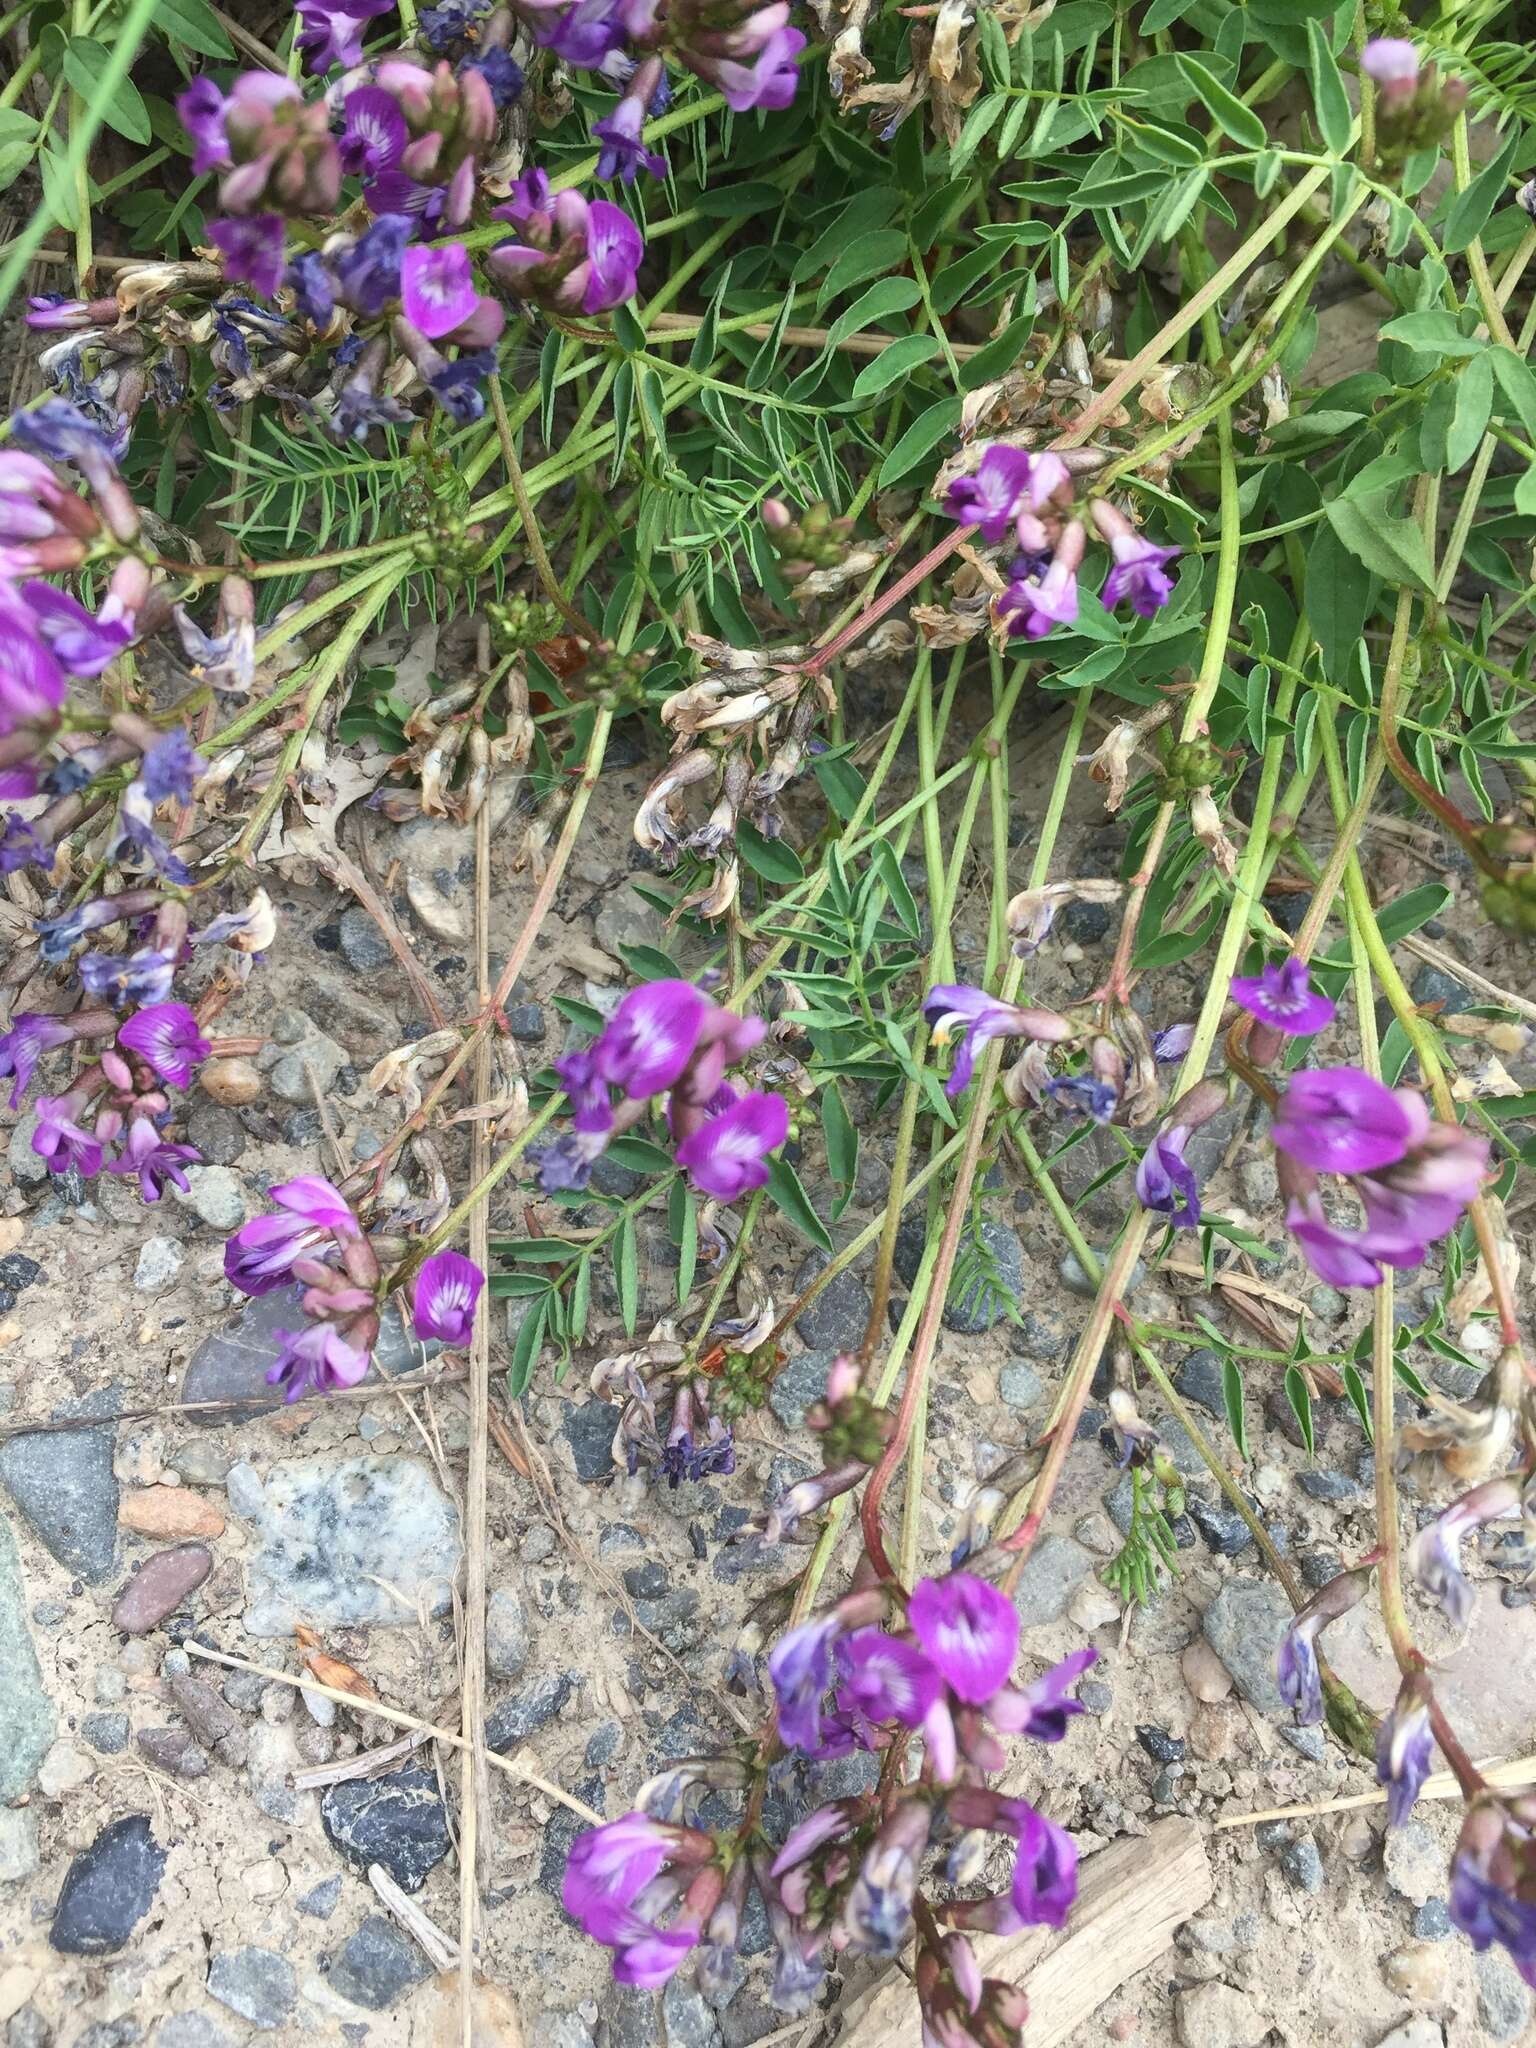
[906,1573,1019,1705]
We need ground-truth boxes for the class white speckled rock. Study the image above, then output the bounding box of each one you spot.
[230,1455,462,1637]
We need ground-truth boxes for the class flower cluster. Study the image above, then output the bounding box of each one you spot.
[940,445,1180,640]
[564,1568,1093,2028]
[224,1174,486,1400]
[537,977,788,1201]
[1360,36,1468,165]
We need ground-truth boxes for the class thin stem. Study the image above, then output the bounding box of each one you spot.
[489,375,602,645]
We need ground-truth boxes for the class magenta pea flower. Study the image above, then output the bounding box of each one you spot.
[1135,1125,1201,1228]
[942,445,1036,545]
[1101,532,1179,617]
[1275,1611,1326,1725]
[0,616,67,736]
[0,1013,73,1109]
[674,1086,788,1201]
[296,0,394,71]
[117,1002,210,1088]
[988,1646,1098,1743]
[400,243,480,339]
[906,1572,1018,1706]
[1361,37,1419,92]
[596,978,710,1096]
[266,1321,371,1401]
[564,1814,678,1938]
[1230,957,1335,1037]
[921,984,1073,1099]
[1006,1804,1078,1930]
[999,520,1086,641]
[224,1174,360,1295]
[412,1248,484,1345]
[835,1628,943,1731]
[140,729,206,804]
[176,76,231,173]
[1407,1477,1521,1629]
[31,1091,104,1177]
[1284,1194,1407,1290]
[22,579,137,678]
[706,23,806,111]
[208,215,287,299]
[338,87,407,180]
[1272,1067,1420,1176]
[107,1116,200,1202]
[1448,1799,1536,1989]
[768,1612,842,1752]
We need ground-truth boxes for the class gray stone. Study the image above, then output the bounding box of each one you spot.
[547,2017,596,2048]
[82,1712,130,1755]
[7,1117,46,1189]
[1201,1578,1294,1714]
[1299,1548,1342,1589]
[111,1545,211,1634]
[259,1011,347,1105]
[1016,1309,1070,1357]
[0,1391,118,1581]
[1238,1156,1278,1209]
[1413,1896,1451,1940]
[137,1726,209,1779]
[1279,1834,1324,1894]
[1308,1284,1347,1322]
[50,1814,165,1955]
[184,1104,246,1167]
[1174,1982,1265,2048]
[231,1454,461,1636]
[768,1349,836,1430]
[325,1914,432,2010]
[1375,2025,1445,2048]
[371,1298,438,1378]
[0,1806,37,1883]
[999,1360,1044,1410]
[134,1238,184,1293]
[1173,1349,1225,1419]
[297,1875,342,1919]
[1297,1469,1356,1502]
[156,2019,234,2048]
[1475,1951,1533,2041]
[321,1765,452,1894]
[1383,1820,1442,1907]
[182,1287,302,1425]
[338,908,393,973]
[488,1672,575,1749]
[207,1948,297,2030]
[1009,1534,1092,1629]
[1278,1725,1326,1761]
[0,1517,54,1798]
[1187,1498,1253,1557]
[1059,1249,1144,1300]
[177,1166,247,1234]
[564,1400,618,1482]
[791,1251,870,1352]
[662,1977,720,2048]
[1411,963,1473,1017]
[486,1586,531,1679]
[6,2012,46,2048]
[505,1002,546,1042]
[601,1984,665,2048]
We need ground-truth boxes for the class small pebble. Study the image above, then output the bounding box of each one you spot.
[198,1059,262,1107]
[1135,1725,1185,1765]
[111,1545,212,1635]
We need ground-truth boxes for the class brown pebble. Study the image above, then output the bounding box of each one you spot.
[1180,1640,1234,1705]
[110,1544,212,1635]
[198,1057,261,1106]
[136,1726,210,1780]
[1381,1941,1451,2005]
[1188,1702,1235,1763]
[120,1487,225,1541]
[168,1673,244,1755]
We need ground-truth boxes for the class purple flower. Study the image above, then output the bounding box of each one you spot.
[1285,1195,1403,1289]
[0,815,49,875]
[466,47,524,106]
[674,1087,788,1202]
[565,1815,676,1938]
[1276,1614,1324,1725]
[296,0,394,71]
[768,1613,841,1751]
[942,446,1035,545]
[1361,37,1419,90]
[267,1321,371,1400]
[338,87,407,180]
[1045,1074,1117,1124]
[1007,1805,1077,1929]
[32,1092,104,1178]
[582,199,645,313]
[1101,533,1179,618]
[1407,1478,1521,1628]
[20,579,136,678]
[0,617,66,735]
[109,782,191,885]
[907,1572,1018,1705]
[0,1013,72,1109]
[286,252,336,326]
[989,1646,1098,1743]
[141,729,206,804]
[208,215,286,298]
[709,24,806,110]
[117,1002,209,1087]
[920,984,1070,1098]
[1230,957,1335,1037]
[1376,1679,1434,1829]
[1135,1125,1201,1227]
[999,549,1079,640]
[0,449,97,544]
[841,1799,930,1958]
[176,76,230,173]
[107,1116,200,1201]
[1449,1802,1536,1989]
[593,98,667,184]
[77,949,176,1007]
[400,242,480,339]
[596,979,710,1097]
[1272,1067,1420,1176]
[412,1248,484,1345]
[35,895,123,963]
[224,1175,360,1295]
[1153,1020,1195,1062]
[427,348,496,422]
[332,214,412,316]
[9,399,121,494]
[835,1628,943,1730]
